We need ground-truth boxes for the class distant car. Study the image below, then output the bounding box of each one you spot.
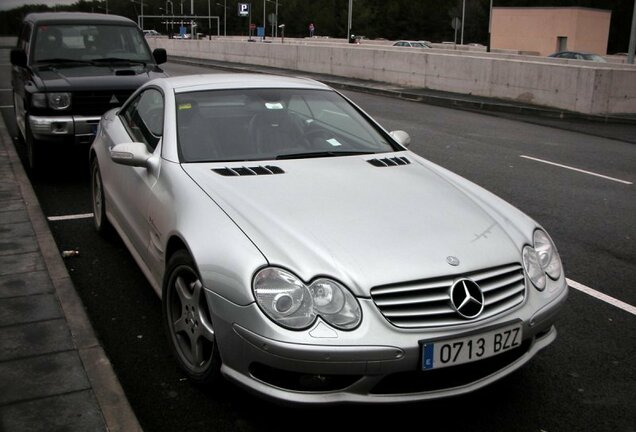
[10,12,167,171]
[393,40,430,48]
[548,51,606,62]
[90,73,568,404]
[143,29,161,37]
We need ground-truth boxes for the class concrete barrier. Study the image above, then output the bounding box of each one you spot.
[0,36,17,47]
[149,38,636,115]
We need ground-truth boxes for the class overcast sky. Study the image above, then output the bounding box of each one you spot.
[0,0,79,11]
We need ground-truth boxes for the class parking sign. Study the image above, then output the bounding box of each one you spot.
[238,3,249,17]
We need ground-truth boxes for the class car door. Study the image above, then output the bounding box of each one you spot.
[107,87,164,266]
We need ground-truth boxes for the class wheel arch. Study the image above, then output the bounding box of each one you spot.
[165,234,191,266]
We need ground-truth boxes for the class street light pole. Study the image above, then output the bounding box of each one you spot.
[263,0,266,39]
[275,0,278,38]
[628,0,636,64]
[460,0,465,46]
[487,0,492,52]
[347,0,352,42]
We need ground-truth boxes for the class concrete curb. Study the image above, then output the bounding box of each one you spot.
[0,117,142,431]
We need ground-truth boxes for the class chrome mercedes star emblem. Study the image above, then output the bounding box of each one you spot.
[450,279,484,319]
[446,256,460,266]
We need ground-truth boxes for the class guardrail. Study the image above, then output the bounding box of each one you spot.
[148,38,635,115]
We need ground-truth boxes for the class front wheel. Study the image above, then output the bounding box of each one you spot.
[162,250,221,385]
[90,158,112,236]
[25,118,43,173]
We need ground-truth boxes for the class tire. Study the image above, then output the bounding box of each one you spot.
[13,92,25,142]
[25,118,42,173]
[162,250,221,385]
[90,158,112,236]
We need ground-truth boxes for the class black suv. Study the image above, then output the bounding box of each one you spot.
[10,12,168,170]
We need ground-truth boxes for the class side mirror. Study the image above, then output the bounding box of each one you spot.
[390,130,411,147]
[153,48,167,65]
[10,49,27,67]
[110,142,152,167]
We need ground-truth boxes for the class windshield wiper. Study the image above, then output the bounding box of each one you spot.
[91,57,147,66]
[36,58,94,66]
[276,151,376,160]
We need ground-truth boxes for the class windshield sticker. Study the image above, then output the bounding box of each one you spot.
[327,138,342,147]
[178,103,192,110]
[265,102,284,110]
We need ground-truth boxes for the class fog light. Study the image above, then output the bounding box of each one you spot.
[51,122,69,134]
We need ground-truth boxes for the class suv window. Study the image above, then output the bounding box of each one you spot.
[121,88,164,149]
[32,24,153,63]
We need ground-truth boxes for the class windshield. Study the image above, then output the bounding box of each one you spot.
[32,24,153,64]
[176,88,398,163]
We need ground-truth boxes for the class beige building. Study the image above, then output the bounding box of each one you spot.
[491,7,611,56]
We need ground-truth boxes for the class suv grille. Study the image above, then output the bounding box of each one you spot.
[72,90,134,116]
[370,263,526,328]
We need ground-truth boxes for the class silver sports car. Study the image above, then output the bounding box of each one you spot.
[90,74,568,404]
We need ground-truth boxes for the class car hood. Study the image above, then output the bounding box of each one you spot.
[183,153,528,296]
[33,65,165,91]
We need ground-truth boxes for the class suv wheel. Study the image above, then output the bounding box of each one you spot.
[25,117,42,173]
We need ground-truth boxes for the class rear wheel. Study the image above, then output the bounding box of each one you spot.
[163,250,221,385]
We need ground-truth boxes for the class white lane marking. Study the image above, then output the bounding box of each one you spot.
[0,105,14,109]
[520,155,633,185]
[567,278,636,316]
[48,213,94,221]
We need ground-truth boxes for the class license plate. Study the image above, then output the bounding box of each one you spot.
[421,323,522,370]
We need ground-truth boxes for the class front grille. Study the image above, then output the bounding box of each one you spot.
[249,363,362,392]
[370,263,526,328]
[72,90,134,116]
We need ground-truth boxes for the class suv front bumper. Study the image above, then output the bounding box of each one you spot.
[30,114,102,145]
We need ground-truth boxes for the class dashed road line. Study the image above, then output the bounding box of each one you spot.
[520,155,632,185]
[47,213,94,221]
[568,278,636,316]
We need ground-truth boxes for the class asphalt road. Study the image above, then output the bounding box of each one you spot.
[1,56,635,432]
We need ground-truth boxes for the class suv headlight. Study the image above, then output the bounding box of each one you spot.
[47,92,71,110]
[31,92,72,110]
[253,267,362,330]
[523,229,563,291]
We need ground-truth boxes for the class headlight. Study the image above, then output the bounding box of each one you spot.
[31,92,72,110]
[523,229,563,291]
[522,246,546,290]
[253,268,362,330]
[47,92,71,110]
[533,230,562,279]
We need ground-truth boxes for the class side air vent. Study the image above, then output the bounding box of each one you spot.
[367,157,411,167]
[212,165,285,176]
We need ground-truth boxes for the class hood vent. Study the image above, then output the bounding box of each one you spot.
[212,165,285,176]
[367,156,411,167]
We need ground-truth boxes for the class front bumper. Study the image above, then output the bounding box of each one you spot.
[29,115,102,145]
[206,280,568,405]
